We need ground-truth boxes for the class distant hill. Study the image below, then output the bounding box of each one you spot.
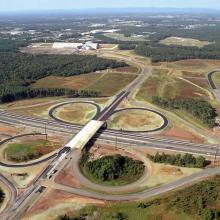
[1,7,220,16]
[73,7,220,15]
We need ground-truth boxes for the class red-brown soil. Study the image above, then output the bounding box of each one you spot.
[25,189,104,218]
[160,126,205,143]
[54,164,80,188]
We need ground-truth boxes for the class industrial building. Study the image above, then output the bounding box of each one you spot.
[52,42,83,49]
[52,41,98,50]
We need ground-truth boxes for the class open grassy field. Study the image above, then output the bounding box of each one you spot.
[160,37,213,48]
[32,73,103,90]
[99,44,118,49]
[136,68,208,102]
[54,103,97,124]
[32,72,136,97]
[212,72,220,89]
[104,33,148,42]
[107,109,164,131]
[4,138,60,162]
[162,59,220,72]
[87,73,136,96]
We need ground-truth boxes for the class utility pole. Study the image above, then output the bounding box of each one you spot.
[115,135,118,150]
[215,145,219,164]
[44,121,48,142]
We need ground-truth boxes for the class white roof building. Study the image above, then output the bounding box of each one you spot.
[52,42,83,49]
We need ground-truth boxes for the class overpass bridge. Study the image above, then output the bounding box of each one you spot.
[43,91,129,177]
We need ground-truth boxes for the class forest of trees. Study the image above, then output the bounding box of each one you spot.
[80,153,144,183]
[148,152,206,168]
[0,52,127,84]
[152,96,216,127]
[135,42,220,62]
[166,175,220,219]
[0,38,28,52]
[0,52,126,102]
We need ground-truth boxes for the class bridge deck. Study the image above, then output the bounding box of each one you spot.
[65,120,104,150]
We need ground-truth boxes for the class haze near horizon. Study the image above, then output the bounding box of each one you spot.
[1,0,220,12]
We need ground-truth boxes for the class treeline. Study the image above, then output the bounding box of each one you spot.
[80,153,144,182]
[148,152,206,168]
[118,44,137,50]
[0,188,5,204]
[152,96,216,127]
[135,42,220,62]
[0,86,99,103]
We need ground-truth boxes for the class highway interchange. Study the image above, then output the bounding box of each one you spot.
[0,54,220,219]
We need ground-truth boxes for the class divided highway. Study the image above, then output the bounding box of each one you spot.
[0,110,219,159]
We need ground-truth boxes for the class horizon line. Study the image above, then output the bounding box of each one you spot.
[0,7,220,13]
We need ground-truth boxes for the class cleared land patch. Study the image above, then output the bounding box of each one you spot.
[160,37,213,48]
[32,72,136,97]
[163,59,220,71]
[108,109,165,132]
[136,68,207,102]
[53,103,98,124]
[32,73,102,90]
[104,33,148,42]
[87,73,136,96]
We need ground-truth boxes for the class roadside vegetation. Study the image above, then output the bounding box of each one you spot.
[0,188,5,205]
[152,97,216,127]
[4,139,60,162]
[80,153,145,186]
[148,152,207,168]
[58,175,220,220]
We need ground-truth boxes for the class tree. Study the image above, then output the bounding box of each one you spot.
[196,156,206,168]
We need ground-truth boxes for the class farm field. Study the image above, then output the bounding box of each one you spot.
[160,37,213,48]
[54,102,98,124]
[107,109,165,132]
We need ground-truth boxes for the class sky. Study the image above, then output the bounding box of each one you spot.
[0,0,220,12]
